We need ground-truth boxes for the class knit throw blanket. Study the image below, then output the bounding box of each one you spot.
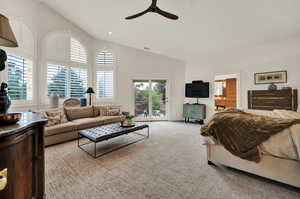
[201,109,300,162]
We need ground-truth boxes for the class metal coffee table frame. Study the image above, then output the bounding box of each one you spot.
[78,124,149,158]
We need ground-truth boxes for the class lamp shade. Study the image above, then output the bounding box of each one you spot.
[0,14,18,47]
[86,87,95,94]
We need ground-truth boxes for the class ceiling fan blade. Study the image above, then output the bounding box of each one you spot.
[151,0,157,6]
[125,8,150,20]
[156,7,179,20]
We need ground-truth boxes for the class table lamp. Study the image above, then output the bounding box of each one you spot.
[0,13,18,114]
[86,87,95,106]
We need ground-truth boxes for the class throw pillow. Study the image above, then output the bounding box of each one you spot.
[108,108,121,116]
[93,105,109,116]
[46,115,61,127]
[46,109,68,123]
[45,110,62,127]
[64,106,94,121]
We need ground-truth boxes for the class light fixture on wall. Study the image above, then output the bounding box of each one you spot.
[0,13,18,114]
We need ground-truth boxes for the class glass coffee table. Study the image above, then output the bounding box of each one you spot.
[78,123,149,158]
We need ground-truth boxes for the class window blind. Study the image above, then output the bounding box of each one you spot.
[47,64,68,98]
[70,67,87,98]
[70,38,87,64]
[96,51,113,65]
[96,71,113,98]
[7,54,33,100]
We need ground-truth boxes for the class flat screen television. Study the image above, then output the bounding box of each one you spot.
[185,82,209,98]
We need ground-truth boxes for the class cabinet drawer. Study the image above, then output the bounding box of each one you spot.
[190,113,204,119]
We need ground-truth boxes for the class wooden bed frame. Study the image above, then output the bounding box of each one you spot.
[206,144,300,188]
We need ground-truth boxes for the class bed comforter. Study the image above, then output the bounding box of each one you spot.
[201,109,300,162]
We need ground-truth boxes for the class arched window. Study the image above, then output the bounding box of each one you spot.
[45,34,88,99]
[96,51,113,65]
[71,37,87,64]
[95,50,115,99]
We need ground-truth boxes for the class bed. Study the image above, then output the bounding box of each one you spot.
[206,144,300,188]
[203,107,300,188]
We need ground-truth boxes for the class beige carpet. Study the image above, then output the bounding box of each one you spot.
[45,122,300,199]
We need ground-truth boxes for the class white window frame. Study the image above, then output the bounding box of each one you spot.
[95,50,116,101]
[45,36,89,104]
[96,51,114,66]
[131,78,170,121]
[2,51,36,107]
[70,37,88,65]
[46,63,88,100]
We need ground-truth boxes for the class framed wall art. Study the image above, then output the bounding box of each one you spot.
[254,70,287,85]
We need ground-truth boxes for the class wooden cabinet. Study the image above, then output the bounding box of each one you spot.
[214,78,237,110]
[0,113,47,199]
[183,104,206,122]
[225,78,237,108]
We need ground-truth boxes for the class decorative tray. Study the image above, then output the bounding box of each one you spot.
[0,113,22,125]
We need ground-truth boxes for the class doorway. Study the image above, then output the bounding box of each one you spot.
[133,80,168,121]
[214,74,240,111]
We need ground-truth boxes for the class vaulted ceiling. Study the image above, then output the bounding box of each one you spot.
[40,0,300,61]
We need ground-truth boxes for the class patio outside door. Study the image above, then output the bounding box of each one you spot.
[133,80,168,121]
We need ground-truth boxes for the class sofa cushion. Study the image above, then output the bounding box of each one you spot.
[95,116,124,125]
[72,117,104,130]
[45,122,77,137]
[64,106,94,121]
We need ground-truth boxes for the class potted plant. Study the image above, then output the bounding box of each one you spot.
[122,112,135,127]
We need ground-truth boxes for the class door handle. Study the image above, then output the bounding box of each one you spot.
[0,168,8,191]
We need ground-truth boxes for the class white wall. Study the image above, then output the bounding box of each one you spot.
[185,36,300,119]
[0,0,185,120]
[91,40,185,120]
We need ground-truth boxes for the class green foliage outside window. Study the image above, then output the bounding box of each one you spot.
[7,59,28,100]
[47,67,86,98]
[135,81,165,114]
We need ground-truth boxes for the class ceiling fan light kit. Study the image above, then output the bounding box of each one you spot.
[125,0,179,20]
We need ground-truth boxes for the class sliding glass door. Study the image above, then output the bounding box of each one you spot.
[133,80,168,120]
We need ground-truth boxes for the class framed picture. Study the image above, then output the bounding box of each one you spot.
[254,70,287,85]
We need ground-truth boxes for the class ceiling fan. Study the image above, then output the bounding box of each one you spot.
[125,0,179,20]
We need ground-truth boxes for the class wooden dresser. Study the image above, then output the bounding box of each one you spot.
[248,89,298,111]
[0,113,47,199]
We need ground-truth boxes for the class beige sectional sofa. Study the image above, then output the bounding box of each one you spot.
[35,105,123,146]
